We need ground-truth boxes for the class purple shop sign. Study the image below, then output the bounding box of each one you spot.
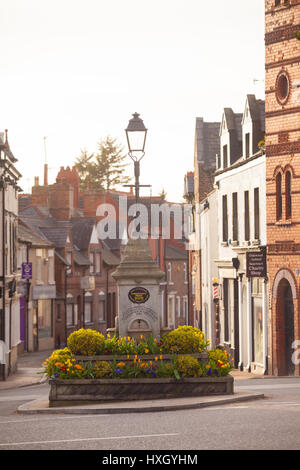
[22,262,32,280]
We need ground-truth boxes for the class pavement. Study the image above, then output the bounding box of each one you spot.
[0,349,267,414]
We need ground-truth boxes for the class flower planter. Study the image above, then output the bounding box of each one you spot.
[49,375,233,407]
[74,352,209,365]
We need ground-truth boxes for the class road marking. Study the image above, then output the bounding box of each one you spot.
[0,414,106,425]
[0,432,179,448]
[0,395,39,402]
[236,383,300,391]
[263,402,300,407]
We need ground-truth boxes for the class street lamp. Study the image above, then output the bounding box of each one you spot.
[125,113,148,203]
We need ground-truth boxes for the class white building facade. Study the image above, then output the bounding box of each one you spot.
[0,132,22,379]
[214,95,268,374]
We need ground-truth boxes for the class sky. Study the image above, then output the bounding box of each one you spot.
[0,0,265,202]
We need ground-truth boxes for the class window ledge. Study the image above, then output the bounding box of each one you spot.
[230,240,239,247]
[251,239,260,246]
[221,241,228,247]
[275,219,292,226]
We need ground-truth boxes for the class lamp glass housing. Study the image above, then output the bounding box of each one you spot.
[125,113,147,161]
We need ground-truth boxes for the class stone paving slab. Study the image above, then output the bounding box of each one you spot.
[17,391,265,415]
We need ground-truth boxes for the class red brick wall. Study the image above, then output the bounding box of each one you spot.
[265,0,300,375]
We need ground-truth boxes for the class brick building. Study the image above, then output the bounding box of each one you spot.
[265,0,300,376]
[19,165,188,346]
[184,118,220,327]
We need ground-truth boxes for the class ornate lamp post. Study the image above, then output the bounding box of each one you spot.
[125,113,148,204]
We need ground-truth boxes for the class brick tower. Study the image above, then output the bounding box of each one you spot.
[265,0,300,375]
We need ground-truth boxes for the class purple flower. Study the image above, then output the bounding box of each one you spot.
[207,368,212,376]
[152,371,157,377]
[213,370,218,375]
[53,373,59,378]
[114,368,123,374]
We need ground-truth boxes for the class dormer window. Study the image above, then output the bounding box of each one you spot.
[223,145,228,168]
[245,133,250,158]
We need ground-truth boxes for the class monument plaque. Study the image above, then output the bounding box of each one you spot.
[112,238,165,340]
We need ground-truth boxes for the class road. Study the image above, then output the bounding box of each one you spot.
[0,378,299,451]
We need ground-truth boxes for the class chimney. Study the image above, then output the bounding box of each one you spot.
[34,176,39,187]
[44,164,48,186]
[5,129,9,148]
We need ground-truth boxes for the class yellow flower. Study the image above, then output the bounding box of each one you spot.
[140,334,144,340]
[159,355,163,360]
[117,362,125,368]
[145,349,149,354]
[205,365,211,369]
[155,357,158,361]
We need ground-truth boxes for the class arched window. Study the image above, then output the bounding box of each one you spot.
[285,171,292,219]
[276,172,282,220]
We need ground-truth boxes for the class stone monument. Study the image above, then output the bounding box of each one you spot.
[111,237,167,340]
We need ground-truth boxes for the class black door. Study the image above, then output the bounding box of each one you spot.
[233,279,239,368]
[284,284,295,376]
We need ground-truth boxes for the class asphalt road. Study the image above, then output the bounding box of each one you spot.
[0,378,299,452]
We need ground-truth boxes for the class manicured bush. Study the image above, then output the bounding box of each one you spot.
[92,361,113,378]
[162,326,209,354]
[175,355,202,377]
[207,348,231,364]
[67,328,105,355]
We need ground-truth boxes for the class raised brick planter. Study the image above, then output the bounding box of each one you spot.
[49,375,234,407]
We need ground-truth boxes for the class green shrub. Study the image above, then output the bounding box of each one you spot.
[176,355,202,377]
[92,361,113,378]
[207,348,230,364]
[42,348,72,377]
[67,328,105,355]
[162,325,209,354]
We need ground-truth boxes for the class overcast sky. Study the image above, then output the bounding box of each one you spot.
[0,0,265,201]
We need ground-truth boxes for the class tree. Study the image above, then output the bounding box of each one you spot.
[74,136,131,191]
[74,149,95,191]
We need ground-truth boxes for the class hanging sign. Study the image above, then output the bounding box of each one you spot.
[246,247,267,278]
[22,262,32,280]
